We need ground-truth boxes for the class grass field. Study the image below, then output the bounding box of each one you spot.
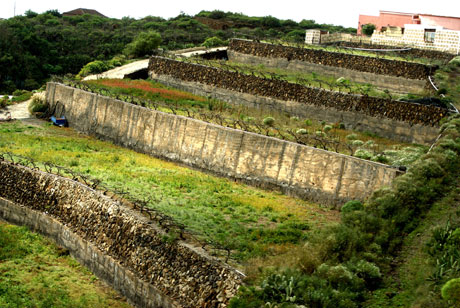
[0,222,131,308]
[0,120,339,264]
[83,78,427,167]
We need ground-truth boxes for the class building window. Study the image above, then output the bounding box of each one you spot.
[424,29,436,43]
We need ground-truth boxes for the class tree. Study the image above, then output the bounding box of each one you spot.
[123,31,162,58]
[362,23,376,36]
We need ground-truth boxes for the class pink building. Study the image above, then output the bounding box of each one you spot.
[358,11,460,35]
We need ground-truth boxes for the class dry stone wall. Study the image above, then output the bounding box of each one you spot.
[227,50,427,94]
[46,82,402,205]
[229,39,437,80]
[0,160,242,308]
[329,41,454,62]
[148,57,444,144]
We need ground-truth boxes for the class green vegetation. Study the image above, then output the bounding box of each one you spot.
[0,222,131,308]
[123,31,162,58]
[201,36,227,48]
[80,78,426,167]
[435,56,460,110]
[0,120,338,263]
[194,58,426,98]
[230,114,460,307]
[0,9,355,93]
[361,24,376,36]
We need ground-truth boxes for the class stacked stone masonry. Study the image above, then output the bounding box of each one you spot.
[229,39,437,79]
[46,83,402,205]
[148,57,445,144]
[0,160,243,308]
[226,50,428,94]
[329,41,454,62]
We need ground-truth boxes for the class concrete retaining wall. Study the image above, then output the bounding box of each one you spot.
[47,82,402,206]
[0,160,242,308]
[227,50,427,94]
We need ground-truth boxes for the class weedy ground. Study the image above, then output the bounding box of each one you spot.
[0,221,131,308]
[0,120,339,265]
[84,78,427,167]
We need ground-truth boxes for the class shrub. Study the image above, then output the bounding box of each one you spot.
[323,125,333,132]
[341,200,363,213]
[123,31,162,58]
[263,117,275,126]
[362,24,376,36]
[78,60,110,77]
[346,133,357,140]
[304,119,312,126]
[296,128,308,135]
[354,149,372,160]
[448,56,460,68]
[352,140,364,147]
[441,278,460,303]
[201,36,227,48]
[28,92,47,113]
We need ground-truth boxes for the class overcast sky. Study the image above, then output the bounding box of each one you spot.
[1,0,459,28]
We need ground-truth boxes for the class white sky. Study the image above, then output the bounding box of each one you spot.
[1,0,459,28]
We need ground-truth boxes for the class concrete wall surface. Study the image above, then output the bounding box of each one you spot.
[47,82,403,206]
[0,160,242,308]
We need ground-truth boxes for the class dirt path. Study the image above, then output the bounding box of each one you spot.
[0,100,32,122]
[7,100,32,119]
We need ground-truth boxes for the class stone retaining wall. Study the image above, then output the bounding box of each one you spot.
[46,82,402,205]
[229,39,437,80]
[227,50,427,94]
[0,160,242,308]
[148,57,444,144]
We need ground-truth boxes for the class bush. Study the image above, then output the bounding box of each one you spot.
[28,92,47,113]
[296,128,308,135]
[441,278,460,303]
[341,200,363,213]
[263,117,275,126]
[78,60,110,77]
[362,24,376,36]
[201,36,227,48]
[0,96,9,109]
[123,31,162,58]
[346,133,357,140]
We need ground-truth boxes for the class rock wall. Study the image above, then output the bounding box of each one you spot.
[148,57,444,144]
[46,82,402,206]
[0,160,242,308]
[329,41,454,62]
[228,39,437,80]
[227,50,427,94]
[150,74,439,145]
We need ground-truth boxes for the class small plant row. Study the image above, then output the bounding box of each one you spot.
[149,56,448,126]
[229,39,438,80]
[53,77,400,161]
[0,151,237,262]
[329,41,455,62]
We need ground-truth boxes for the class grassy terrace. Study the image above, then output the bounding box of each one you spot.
[83,78,427,167]
[0,222,131,308]
[186,57,425,99]
[261,39,448,66]
[0,120,339,265]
